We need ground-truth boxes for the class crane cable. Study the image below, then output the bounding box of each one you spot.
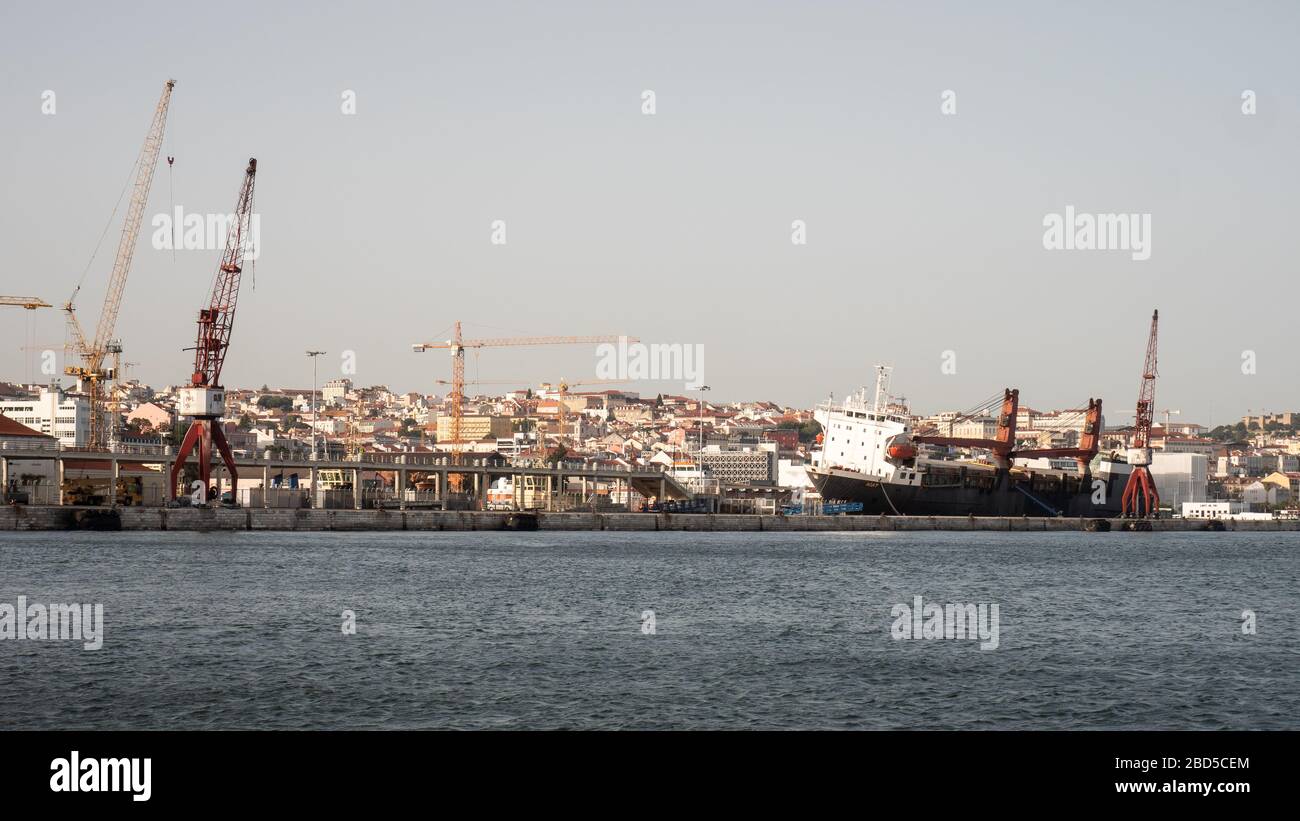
[71,150,140,306]
[167,154,175,265]
[166,101,177,264]
[26,310,35,384]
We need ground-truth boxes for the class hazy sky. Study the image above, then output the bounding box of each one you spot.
[2,1,1296,426]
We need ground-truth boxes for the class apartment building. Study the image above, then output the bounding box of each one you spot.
[0,387,94,446]
[436,414,512,443]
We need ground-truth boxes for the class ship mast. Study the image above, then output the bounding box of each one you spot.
[872,365,892,413]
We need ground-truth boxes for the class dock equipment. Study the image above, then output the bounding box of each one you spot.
[169,158,258,500]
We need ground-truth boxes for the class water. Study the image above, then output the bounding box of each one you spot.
[1,530,1296,730]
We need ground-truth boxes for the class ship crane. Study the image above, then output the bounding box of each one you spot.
[169,158,258,501]
[1010,398,1105,476]
[1121,309,1161,518]
[913,388,1020,469]
[64,79,175,450]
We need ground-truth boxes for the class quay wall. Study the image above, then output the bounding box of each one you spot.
[2,505,1298,533]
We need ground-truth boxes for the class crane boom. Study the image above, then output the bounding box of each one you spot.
[0,296,53,310]
[91,79,175,356]
[190,158,257,387]
[412,335,632,351]
[913,389,1019,469]
[65,79,175,450]
[1132,310,1159,450]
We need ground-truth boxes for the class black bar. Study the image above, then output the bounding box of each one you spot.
[1,730,1285,808]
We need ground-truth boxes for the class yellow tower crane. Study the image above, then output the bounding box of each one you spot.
[0,296,52,310]
[1,297,53,384]
[63,79,175,450]
[413,323,636,489]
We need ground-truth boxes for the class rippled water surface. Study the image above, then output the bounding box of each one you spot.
[1,530,1296,729]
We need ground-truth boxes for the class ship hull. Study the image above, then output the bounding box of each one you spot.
[807,466,1126,517]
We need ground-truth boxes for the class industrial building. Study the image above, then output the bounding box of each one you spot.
[0,387,95,446]
[696,444,777,485]
[1149,452,1208,511]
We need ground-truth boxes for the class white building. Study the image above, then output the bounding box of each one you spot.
[1181,501,1274,521]
[1215,453,1268,478]
[1161,437,1218,456]
[1149,452,1207,511]
[777,457,814,503]
[1243,480,1288,511]
[0,412,59,497]
[0,387,94,446]
[1181,501,1239,519]
[953,417,998,440]
[310,417,347,435]
[322,378,353,406]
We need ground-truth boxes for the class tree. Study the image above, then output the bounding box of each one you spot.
[257,395,294,411]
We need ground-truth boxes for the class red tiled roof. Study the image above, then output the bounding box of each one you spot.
[0,413,53,439]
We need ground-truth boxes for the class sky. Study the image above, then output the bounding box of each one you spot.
[1,0,1297,427]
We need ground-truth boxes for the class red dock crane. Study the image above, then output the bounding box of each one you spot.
[1121,309,1161,518]
[169,158,258,501]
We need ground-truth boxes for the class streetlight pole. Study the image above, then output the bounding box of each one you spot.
[306,351,325,459]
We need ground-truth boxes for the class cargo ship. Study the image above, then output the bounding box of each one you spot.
[806,366,1129,517]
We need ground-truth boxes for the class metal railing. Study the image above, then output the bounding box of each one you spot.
[0,440,676,474]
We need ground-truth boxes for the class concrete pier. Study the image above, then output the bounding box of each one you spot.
[2,505,1297,532]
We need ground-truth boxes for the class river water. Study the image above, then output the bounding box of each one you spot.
[1,530,1295,729]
